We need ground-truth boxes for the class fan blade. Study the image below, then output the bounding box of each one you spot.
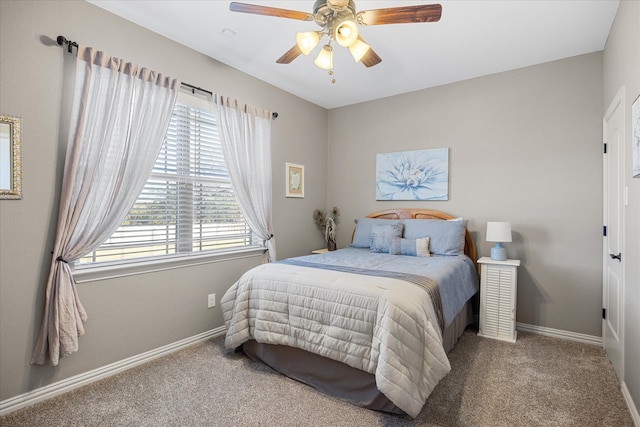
[360,47,381,68]
[230,2,314,21]
[276,45,303,64]
[357,4,442,25]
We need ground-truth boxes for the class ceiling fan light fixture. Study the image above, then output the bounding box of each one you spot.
[296,31,321,55]
[348,38,370,63]
[327,0,350,10]
[230,1,444,74]
[334,19,358,47]
[314,44,333,70]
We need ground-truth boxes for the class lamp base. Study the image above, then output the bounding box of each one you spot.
[490,243,507,261]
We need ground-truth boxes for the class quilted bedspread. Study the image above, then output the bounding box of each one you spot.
[221,259,453,417]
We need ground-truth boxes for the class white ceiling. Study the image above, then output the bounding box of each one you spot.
[87,0,619,109]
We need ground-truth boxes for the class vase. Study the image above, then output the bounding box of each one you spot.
[327,238,337,251]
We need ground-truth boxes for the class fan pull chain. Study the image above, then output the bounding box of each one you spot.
[328,69,336,84]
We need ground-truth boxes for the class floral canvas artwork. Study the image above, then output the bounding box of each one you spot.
[376,148,449,201]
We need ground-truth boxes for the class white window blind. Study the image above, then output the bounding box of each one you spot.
[78,93,254,266]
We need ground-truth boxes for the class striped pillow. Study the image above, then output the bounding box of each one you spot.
[389,237,431,257]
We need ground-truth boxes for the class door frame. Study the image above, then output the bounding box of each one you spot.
[602,86,625,380]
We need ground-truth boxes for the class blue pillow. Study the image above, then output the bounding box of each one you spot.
[447,218,468,253]
[403,219,466,255]
[389,237,431,257]
[370,223,404,253]
[351,218,403,248]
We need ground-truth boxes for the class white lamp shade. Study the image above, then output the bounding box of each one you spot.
[486,222,512,243]
[296,31,320,55]
[335,20,358,47]
[314,45,334,70]
[348,38,370,62]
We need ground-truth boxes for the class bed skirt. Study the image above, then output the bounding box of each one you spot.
[241,301,474,415]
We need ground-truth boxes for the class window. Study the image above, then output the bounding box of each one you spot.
[77,92,255,266]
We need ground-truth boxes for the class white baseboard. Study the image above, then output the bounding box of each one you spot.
[622,382,640,427]
[0,326,226,416]
[516,322,603,346]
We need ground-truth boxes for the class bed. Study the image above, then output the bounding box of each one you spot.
[221,209,479,418]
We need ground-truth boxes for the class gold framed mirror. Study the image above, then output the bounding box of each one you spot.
[0,115,22,199]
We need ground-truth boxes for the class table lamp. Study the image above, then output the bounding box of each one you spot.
[486,222,512,261]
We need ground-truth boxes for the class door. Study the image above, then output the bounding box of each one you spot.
[603,87,625,380]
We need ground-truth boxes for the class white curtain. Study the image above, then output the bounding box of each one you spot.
[215,96,276,262]
[31,46,180,366]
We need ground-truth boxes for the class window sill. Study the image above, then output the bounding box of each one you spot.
[73,247,266,284]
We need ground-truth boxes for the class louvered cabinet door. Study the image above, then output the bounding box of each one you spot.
[477,257,521,343]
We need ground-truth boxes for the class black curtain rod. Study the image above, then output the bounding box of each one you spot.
[181,82,278,120]
[56,35,278,120]
[181,82,212,96]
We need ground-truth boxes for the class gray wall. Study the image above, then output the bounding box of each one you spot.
[1,0,637,418]
[603,0,640,415]
[0,0,327,401]
[328,52,604,337]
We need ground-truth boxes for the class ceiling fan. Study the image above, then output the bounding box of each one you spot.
[229,1,442,80]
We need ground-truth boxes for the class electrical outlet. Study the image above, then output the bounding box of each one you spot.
[207,293,216,308]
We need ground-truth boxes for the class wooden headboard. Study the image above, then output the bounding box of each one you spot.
[365,208,477,264]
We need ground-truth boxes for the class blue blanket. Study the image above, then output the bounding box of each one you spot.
[288,247,479,328]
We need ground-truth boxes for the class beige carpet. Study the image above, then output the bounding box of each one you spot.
[1,330,633,426]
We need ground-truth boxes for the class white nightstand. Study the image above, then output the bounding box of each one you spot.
[477,257,521,343]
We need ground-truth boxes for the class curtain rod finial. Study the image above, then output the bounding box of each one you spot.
[56,35,77,53]
[272,112,278,120]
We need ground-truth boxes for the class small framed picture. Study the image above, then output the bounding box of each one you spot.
[286,162,304,198]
